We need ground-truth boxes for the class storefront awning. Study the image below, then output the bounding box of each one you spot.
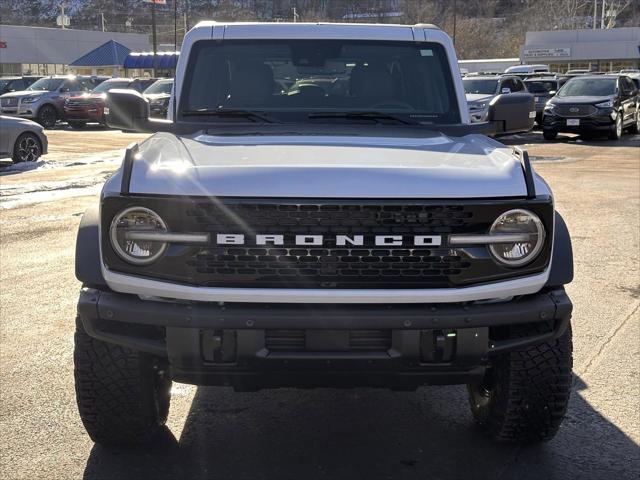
[69,40,131,67]
[123,52,179,69]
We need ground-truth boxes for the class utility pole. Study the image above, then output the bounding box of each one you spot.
[293,7,298,22]
[601,0,606,28]
[151,0,158,76]
[593,0,597,28]
[101,12,106,32]
[452,0,457,46]
[61,4,66,30]
[174,0,178,51]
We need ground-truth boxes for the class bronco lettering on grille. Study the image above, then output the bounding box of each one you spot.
[215,234,442,246]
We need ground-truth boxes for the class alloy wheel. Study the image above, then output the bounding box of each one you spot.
[15,134,41,162]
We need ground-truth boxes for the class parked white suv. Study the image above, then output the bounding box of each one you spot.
[74,22,572,447]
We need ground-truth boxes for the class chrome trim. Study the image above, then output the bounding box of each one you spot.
[124,231,210,243]
[102,265,550,304]
[448,233,532,245]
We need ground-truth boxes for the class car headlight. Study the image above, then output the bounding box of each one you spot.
[109,207,168,265]
[544,102,556,111]
[21,97,38,104]
[595,99,614,108]
[488,209,545,267]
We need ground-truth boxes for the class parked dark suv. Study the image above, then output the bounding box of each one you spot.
[543,75,639,140]
[524,77,560,124]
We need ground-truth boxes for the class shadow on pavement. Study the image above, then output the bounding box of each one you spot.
[83,375,639,480]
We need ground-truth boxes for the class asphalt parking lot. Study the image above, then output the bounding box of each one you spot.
[0,126,638,479]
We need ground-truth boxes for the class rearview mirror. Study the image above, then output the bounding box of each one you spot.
[488,93,535,134]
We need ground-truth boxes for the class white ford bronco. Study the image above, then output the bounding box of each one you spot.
[74,22,573,446]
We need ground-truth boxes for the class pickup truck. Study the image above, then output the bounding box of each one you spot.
[74,22,572,447]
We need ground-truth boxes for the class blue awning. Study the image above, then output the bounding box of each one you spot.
[123,52,179,69]
[69,40,131,67]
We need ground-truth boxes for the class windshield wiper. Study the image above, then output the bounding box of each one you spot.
[181,109,277,123]
[307,111,413,125]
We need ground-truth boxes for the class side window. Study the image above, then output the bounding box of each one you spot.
[512,79,524,92]
[78,78,94,91]
[60,80,75,92]
[10,79,24,91]
[500,79,514,94]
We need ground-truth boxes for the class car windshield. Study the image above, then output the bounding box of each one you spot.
[524,80,557,93]
[144,80,173,95]
[27,78,65,91]
[558,77,617,97]
[462,79,497,95]
[180,40,460,124]
[92,80,131,93]
[0,79,11,89]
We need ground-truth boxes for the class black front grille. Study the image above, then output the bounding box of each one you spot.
[65,99,96,108]
[1,98,18,107]
[265,329,392,352]
[101,197,554,289]
[555,104,597,117]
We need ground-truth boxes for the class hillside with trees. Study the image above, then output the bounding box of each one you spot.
[1,0,638,59]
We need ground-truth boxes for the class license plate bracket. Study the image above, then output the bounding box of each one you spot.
[567,118,580,126]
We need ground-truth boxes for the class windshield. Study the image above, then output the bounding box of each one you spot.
[92,80,131,93]
[144,80,173,95]
[524,80,557,94]
[180,40,459,124]
[462,79,497,95]
[558,77,617,97]
[27,78,65,91]
[0,80,11,90]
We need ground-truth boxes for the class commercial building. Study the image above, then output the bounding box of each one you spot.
[0,24,150,75]
[520,27,640,73]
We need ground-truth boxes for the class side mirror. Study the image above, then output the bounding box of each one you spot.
[105,89,173,132]
[104,89,152,131]
[488,92,535,134]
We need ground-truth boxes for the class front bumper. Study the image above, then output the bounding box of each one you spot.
[64,106,104,122]
[543,111,615,133]
[77,287,572,390]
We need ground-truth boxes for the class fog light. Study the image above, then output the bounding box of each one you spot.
[489,209,545,267]
[110,207,168,265]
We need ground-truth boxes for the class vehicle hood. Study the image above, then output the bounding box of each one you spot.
[465,93,494,104]
[109,132,541,199]
[0,115,43,130]
[551,95,614,105]
[0,90,48,99]
[144,93,170,100]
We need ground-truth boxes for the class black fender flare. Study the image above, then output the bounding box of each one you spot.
[545,211,574,287]
[75,205,109,290]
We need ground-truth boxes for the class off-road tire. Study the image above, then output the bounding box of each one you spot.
[74,317,172,446]
[467,324,573,443]
[542,129,557,141]
[37,104,57,129]
[68,121,86,129]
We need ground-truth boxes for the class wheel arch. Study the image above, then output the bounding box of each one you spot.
[76,205,109,290]
[545,211,573,288]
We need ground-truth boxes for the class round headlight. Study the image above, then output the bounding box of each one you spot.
[110,207,168,265]
[489,209,545,267]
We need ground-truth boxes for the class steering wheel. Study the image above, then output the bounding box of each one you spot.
[370,101,414,109]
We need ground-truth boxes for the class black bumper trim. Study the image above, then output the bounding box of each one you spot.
[78,288,571,331]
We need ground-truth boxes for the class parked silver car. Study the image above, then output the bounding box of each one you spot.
[0,75,104,128]
[0,115,48,162]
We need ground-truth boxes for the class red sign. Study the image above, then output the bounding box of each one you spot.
[143,0,166,4]
[0,41,7,48]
